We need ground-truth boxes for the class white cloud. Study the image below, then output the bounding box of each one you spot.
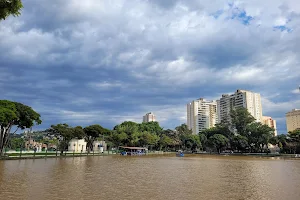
[1,0,300,132]
[88,81,125,90]
[70,98,94,106]
[291,88,300,94]
[262,97,300,114]
[274,17,288,26]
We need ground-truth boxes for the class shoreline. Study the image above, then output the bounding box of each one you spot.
[1,152,299,161]
[0,151,174,161]
[196,152,298,156]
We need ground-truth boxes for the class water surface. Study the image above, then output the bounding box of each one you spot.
[0,155,300,200]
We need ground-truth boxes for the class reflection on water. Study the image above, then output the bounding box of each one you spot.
[0,155,300,200]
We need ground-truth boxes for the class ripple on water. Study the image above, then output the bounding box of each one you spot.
[0,155,300,200]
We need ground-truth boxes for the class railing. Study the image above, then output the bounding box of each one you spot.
[2,149,116,159]
[2,149,175,159]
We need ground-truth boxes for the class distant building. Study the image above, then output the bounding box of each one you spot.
[217,89,262,123]
[68,139,87,152]
[68,139,107,152]
[187,98,218,134]
[93,141,107,152]
[262,116,277,136]
[143,112,156,122]
[24,139,42,152]
[286,109,300,132]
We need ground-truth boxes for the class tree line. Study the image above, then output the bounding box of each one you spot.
[1,100,300,155]
[199,107,300,154]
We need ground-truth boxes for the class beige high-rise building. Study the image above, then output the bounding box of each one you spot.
[286,109,300,132]
[187,98,218,134]
[217,89,262,123]
[262,116,277,136]
[143,112,156,122]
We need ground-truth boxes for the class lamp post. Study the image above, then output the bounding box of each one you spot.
[56,141,58,157]
[73,143,75,156]
[99,134,105,154]
[19,144,22,158]
[45,143,48,157]
[102,134,104,153]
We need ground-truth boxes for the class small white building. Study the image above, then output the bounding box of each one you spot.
[268,144,280,153]
[93,141,107,152]
[69,139,87,152]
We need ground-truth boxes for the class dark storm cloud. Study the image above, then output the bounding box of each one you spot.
[0,0,300,134]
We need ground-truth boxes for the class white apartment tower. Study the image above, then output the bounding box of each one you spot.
[187,98,218,134]
[217,89,262,123]
[143,112,156,122]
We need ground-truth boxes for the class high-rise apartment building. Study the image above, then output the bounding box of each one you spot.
[217,89,262,123]
[187,98,218,134]
[143,112,156,122]
[286,109,300,132]
[262,116,277,136]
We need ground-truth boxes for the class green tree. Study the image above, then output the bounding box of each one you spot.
[160,129,182,150]
[230,107,255,136]
[215,123,233,139]
[113,121,139,131]
[200,127,220,138]
[271,134,289,153]
[113,121,141,146]
[46,124,75,155]
[139,131,159,148]
[0,100,41,156]
[84,124,106,153]
[138,121,163,134]
[159,135,173,151]
[287,129,300,153]
[289,129,300,142]
[175,124,192,135]
[73,126,85,139]
[269,136,279,146]
[246,122,274,152]
[110,131,128,148]
[0,0,23,20]
[231,135,248,152]
[8,137,24,150]
[207,134,229,154]
[199,133,207,151]
[181,134,201,151]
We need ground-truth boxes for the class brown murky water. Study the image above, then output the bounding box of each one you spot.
[0,155,300,200]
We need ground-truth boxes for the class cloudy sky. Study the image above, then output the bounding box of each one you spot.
[1,0,299,134]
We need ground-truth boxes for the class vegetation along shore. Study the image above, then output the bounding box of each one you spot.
[1,100,300,161]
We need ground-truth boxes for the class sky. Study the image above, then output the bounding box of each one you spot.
[0,0,299,134]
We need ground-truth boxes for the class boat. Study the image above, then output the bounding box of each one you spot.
[119,146,147,156]
[176,150,184,157]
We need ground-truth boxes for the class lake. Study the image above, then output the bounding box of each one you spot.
[0,155,300,200]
